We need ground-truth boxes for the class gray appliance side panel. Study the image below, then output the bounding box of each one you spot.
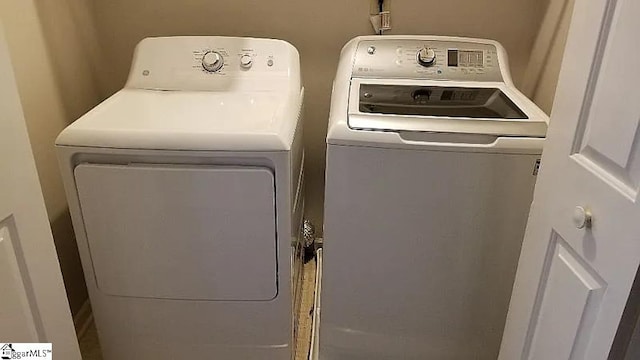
[320,144,539,360]
[74,163,277,301]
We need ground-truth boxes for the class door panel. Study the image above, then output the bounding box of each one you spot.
[499,0,640,359]
[0,223,38,340]
[0,22,79,357]
[577,0,640,169]
[526,233,605,359]
[572,0,640,197]
[74,164,277,301]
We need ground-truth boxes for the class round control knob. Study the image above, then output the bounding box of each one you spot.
[202,51,224,72]
[417,47,437,67]
[573,206,593,229]
[239,54,253,69]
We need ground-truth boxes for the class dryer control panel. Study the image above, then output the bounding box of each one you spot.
[126,36,300,92]
[353,39,503,82]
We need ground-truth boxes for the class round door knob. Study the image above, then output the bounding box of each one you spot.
[239,54,253,68]
[202,51,224,72]
[417,47,437,67]
[573,206,592,229]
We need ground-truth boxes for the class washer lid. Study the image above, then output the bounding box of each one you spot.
[348,78,547,138]
[56,88,301,151]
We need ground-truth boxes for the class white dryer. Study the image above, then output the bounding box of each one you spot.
[56,36,305,359]
[321,36,548,359]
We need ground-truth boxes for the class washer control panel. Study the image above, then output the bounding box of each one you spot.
[417,47,437,67]
[353,39,503,82]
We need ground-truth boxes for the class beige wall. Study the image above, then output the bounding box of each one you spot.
[521,0,575,114]
[88,0,550,230]
[0,0,102,316]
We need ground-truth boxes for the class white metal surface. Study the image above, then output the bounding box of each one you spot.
[348,79,548,138]
[320,35,548,359]
[321,145,540,360]
[74,164,277,301]
[0,24,80,358]
[57,36,302,151]
[499,0,640,358]
[56,36,304,360]
[326,35,548,149]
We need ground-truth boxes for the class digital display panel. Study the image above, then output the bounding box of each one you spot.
[448,49,484,67]
[448,50,458,67]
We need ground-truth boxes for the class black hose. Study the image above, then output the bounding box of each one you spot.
[378,0,384,35]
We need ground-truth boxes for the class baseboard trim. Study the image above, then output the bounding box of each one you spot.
[74,300,93,339]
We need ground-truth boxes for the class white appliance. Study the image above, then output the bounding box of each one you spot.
[56,36,305,360]
[320,36,549,359]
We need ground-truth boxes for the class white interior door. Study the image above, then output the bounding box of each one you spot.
[0,22,80,358]
[499,0,640,359]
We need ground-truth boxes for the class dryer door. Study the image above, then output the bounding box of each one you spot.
[74,163,277,301]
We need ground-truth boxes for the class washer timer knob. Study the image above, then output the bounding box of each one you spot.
[202,51,224,72]
[417,47,437,67]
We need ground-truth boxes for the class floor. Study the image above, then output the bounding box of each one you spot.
[78,258,317,360]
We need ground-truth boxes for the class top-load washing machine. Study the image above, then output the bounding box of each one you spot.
[56,36,304,360]
[320,36,548,359]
